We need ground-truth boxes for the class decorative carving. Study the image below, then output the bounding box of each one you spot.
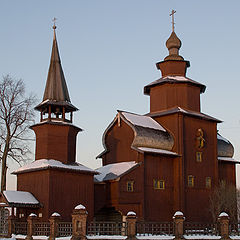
[196,128,205,149]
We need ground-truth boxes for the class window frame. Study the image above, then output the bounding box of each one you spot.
[153,179,165,190]
[196,151,202,162]
[126,181,134,192]
[188,175,194,187]
[206,177,211,188]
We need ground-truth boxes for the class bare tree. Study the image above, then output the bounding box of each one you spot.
[0,75,36,191]
[209,181,238,223]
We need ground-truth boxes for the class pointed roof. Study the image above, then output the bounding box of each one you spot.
[35,25,77,112]
[43,26,70,102]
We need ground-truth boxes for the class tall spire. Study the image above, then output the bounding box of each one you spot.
[35,20,77,122]
[43,20,70,102]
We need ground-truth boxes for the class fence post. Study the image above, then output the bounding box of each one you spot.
[71,204,88,240]
[7,215,16,238]
[173,211,185,240]
[49,212,61,240]
[126,211,137,240]
[218,212,230,240]
[25,213,37,240]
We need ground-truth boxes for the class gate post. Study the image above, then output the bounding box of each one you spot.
[49,212,61,240]
[7,215,16,238]
[218,212,230,240]
[71,204,88,240]
[126,211,137,240]
[25,213,37,240]
[173,211,185,240]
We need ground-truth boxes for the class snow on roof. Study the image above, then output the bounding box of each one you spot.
[218,157,240,163]
[95,161,139,182]
[217,133,230,143]
[3,191,39,205]
[136,147,178,156]
[121,112,166,132]
[147,107,221,123]
[13,159,96,174]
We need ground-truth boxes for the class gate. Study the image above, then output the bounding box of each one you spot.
[0,208,9,236]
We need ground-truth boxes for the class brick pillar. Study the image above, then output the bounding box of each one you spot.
[25,213,37,240]
[173,211,185,240]
[126,211,137,240]
[7,215,16,238]
[218,212,230,240]
[71,204,88,240]
[49,212,61,240]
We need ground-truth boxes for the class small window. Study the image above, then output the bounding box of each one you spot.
[196,152,202,162]
[206,177,211,188]
[127,181,134,192]
[188,175,194,187]
[153,179,165,189]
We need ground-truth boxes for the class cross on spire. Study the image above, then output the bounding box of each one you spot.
[52,17,57,29]
[170,10,176,32]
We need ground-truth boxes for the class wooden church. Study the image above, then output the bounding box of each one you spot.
[93,24,237,221]
[0,16,238,223]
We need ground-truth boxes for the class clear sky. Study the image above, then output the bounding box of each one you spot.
[1,0,240,189]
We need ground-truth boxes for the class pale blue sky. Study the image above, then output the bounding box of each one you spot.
[1,1,240,188]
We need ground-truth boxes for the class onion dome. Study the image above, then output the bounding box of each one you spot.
[164,31,184,61]
[217,133,234,158]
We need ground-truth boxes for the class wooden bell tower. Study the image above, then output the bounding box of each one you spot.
[32,23,81,164]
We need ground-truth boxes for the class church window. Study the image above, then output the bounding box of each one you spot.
[206,177,211,188]
[188,175,194,187]
[127,181,134,192]
[196,152,202,162]
[153,179,165,189]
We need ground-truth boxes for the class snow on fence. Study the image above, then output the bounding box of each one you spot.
[184,222,219,236]
[136,222,174,236]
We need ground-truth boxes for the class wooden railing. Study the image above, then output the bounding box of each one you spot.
[87,221,127,236]
[136,222,173,236]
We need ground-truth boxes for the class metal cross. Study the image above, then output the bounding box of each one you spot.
[170,10,176,32]
[52,17,57,28]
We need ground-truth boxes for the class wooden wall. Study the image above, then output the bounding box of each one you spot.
[17,169,94,221]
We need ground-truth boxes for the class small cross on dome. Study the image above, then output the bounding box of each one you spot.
[170,10,176,32]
